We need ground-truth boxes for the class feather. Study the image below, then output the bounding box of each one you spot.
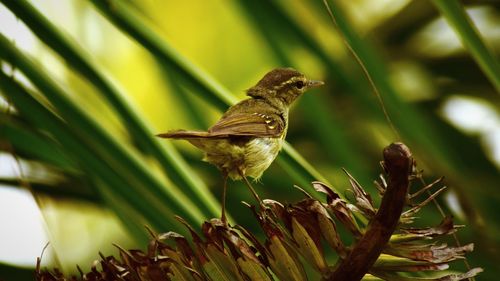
[156,130,210,139]
[208,112,284,137]
[157,112,284,139]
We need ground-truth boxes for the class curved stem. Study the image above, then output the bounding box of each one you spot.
[328,143,412,281]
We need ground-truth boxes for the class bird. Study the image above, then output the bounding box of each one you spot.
[157,68,324,223]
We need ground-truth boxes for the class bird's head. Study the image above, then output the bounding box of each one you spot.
[246,68,324,108]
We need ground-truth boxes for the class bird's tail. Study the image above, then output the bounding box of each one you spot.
[156,130,211,139]
[156,130,223,151]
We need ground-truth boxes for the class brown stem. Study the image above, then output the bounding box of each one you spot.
[327,142,412,281]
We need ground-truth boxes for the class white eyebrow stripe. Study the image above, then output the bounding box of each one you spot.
[273,76,304,90]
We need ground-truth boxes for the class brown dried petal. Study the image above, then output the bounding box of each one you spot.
[312,181,339,204]
[343,168,376,217]
[385,242,474,264]
[397,216,457,240]
[328,197,362,237]
[201,221,225,251]
[159,232,198,268]
[435,267,483,281]
[222,230,260,264]
[309,200,347,257]
[427,243,474,263]
[235,225,270,266]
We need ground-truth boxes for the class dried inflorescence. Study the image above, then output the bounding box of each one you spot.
[36,143,482,281]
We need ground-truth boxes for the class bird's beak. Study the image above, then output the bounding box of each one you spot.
[306,80,324,89]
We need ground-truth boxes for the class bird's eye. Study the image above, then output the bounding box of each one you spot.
[294,81,304,89]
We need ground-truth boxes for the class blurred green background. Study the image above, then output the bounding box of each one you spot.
[0,0,499,280]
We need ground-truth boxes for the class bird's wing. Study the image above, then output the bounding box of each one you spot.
[156,113,284,139]
[208,112,284,138]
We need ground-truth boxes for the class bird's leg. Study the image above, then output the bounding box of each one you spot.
[221,171,229,225]
[238,169,264,208]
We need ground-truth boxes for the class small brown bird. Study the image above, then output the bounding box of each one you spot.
[157,68,323,223]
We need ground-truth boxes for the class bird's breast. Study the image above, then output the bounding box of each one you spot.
[243,137,283,179]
